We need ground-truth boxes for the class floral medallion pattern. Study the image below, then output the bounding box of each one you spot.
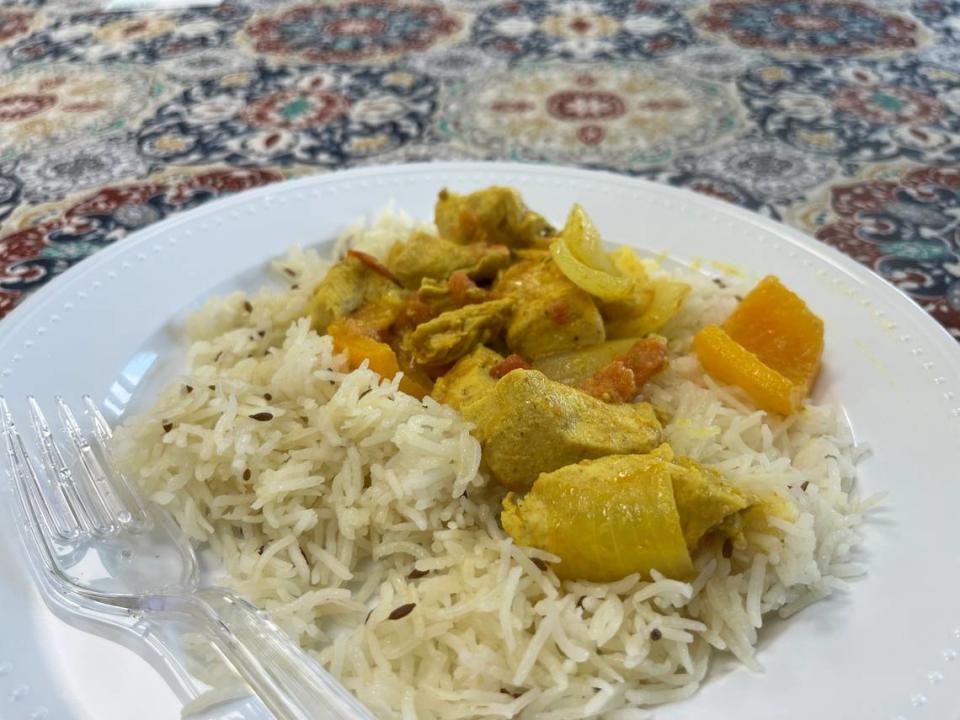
[696,1,930,57]
[6,3,251,65]
[240,1,465,64]
[472,0,695,60]
[790,163,960,338]
[0,63,169,161]
[136,64,437,166]
[11,138,148,203]
[0,167,283,316]
[675,139,836,201]
[739,58,960,162]
[439,64,743,169]
[0,0,956,338]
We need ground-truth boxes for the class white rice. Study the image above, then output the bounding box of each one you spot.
[114,209,872,719]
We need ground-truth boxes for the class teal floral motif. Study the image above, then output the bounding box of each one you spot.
[136,63,438,166]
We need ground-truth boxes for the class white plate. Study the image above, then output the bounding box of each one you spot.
[1,162,958,720]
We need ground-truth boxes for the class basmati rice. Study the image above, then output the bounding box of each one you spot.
[115,208,871,719]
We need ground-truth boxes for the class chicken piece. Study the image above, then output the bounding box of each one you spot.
[432,345,503,424]
[418,272,490,308]
[347,294,406,338]
[386,231,512,289]
[395,273,490,331]
[471,369,661,492]
[669,456,750,549]
[435,187,555,249]
[494,258,605,358]
[408,298,513,366]
[308,255,399,333]
[502,454,694,582]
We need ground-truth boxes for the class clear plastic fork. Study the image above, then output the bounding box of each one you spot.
[0,395,374,720]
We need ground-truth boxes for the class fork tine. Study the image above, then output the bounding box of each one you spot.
[0,396,83,544]
[58,396,148,532]
[26,396,108,536]
[82,395,152,529]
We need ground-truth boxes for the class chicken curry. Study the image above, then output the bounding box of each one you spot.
[308,186,824,583]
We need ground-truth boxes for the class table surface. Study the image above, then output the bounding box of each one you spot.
[0,0,957,341]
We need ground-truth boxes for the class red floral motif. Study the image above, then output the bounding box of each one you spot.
[0,94,56,122]
[833,85,944,124]
[166,168,283,203]
[0,290,20,317]
[902,166,960,191]
[697,1,923,57]
[816,220,887,265]
[61,101,107,114]
[546,91,626,120]
[490,100,535,113]
[241,90,350,130]
[0,228,46,264]
[66,185,168,218]
[0,168,283,319]
[829,181,898,215]
[244,1,461,63]
[814,165,960,338]
[0,10,33,43]
[688,179,742,205]
[577,125,605,145]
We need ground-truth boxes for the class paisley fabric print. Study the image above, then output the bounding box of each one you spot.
[439,64,743,169]
[137,64,437,166]
[0,63,169,161]
[739,58,960,162]
[0,167,282,318]
[472,0,694,60]
[696,0,930,57]
[240,1,466,64]
[790,163,960,337]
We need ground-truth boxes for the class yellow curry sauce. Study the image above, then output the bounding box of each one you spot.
[307,186,823,583]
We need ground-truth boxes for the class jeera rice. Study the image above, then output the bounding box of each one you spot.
[114,207,873,719]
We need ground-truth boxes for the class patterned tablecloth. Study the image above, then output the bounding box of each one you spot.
[0,0,958,339]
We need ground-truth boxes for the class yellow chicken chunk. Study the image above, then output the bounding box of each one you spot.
[495,258,605,359]
[435,186,554,248]
[472,369,661,491]
[408,298,513,366]
[502,454,694,582]
[670,456,750,549]
[386,231,511,289]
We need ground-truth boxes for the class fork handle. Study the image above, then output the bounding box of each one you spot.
[146,590,374,720]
